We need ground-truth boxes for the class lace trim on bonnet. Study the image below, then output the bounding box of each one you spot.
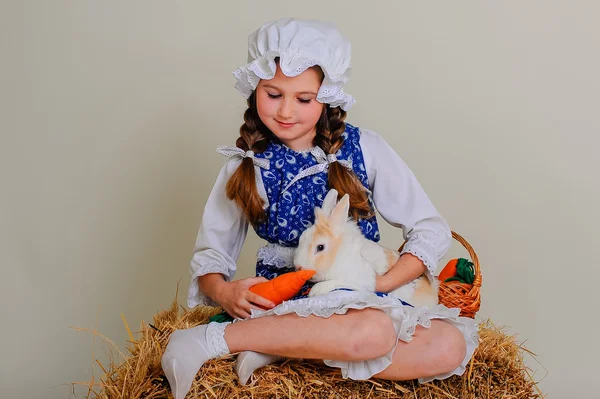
[232,18,356,111]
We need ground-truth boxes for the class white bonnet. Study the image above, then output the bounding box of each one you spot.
[233,18,356,111]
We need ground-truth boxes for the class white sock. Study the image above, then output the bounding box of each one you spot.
[235,351,284,385]
[161,322,230,399]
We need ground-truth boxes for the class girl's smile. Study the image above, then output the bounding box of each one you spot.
[275,120,298,128]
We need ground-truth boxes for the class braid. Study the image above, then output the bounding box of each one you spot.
[315,106,374,220]
[235,95,270,153]
[225,93,271,225]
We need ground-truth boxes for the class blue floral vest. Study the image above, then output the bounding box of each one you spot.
[251,123,381,297]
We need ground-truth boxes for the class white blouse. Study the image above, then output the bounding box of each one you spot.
[187,128,452,308]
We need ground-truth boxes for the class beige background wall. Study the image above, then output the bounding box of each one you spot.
[1,1,597,397]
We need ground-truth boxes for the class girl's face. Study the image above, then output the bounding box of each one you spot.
[256,65,325,151]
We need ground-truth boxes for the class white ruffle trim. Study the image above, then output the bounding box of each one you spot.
[256,243,295,269]
[400,231,451,280]
[187,264,230,308]
[399,244,437,282]
[233,55,356,111]
[206,322,231,357]
[245,290,479,383]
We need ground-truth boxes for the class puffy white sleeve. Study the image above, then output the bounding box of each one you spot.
[187,158,249,308]
[360,128,452,278]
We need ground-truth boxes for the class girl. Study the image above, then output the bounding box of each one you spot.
[162,18,478,399]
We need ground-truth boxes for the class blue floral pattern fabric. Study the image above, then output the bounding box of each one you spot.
[252,123,380,297]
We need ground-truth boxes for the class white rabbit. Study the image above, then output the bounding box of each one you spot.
[293,189,439,308]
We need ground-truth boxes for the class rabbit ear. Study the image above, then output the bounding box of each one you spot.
[315,188,339,220]
[321,189,339,216]
[329,193,350,229]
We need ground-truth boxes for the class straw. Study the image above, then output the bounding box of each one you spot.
[73,296,544,399]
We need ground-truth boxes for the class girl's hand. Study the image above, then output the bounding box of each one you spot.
[215,277,277,319]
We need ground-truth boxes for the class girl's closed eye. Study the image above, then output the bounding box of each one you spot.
[267,92,312,104]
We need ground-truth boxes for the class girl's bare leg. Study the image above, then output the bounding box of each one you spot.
[229,309,395,385]
[373,319,467,380]
[228,312,466,382]
[226,309,397,360]
[162,309,466,399]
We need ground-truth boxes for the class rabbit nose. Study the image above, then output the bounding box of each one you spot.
[295,265,303,271]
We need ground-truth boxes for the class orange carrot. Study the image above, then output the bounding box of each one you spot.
[250,270,316,305]
[438,259,458,282]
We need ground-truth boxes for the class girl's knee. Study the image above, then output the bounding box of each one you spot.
[344,309,396,360]
[436,321,467,373]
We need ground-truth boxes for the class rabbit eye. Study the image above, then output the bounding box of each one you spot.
[316,244,325,252]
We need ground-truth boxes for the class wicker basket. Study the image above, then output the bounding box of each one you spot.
[399,231,482,318]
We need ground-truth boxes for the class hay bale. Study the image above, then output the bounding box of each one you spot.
[76,298,543,399]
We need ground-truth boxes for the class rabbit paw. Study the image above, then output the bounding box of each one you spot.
[308,280,346,297]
